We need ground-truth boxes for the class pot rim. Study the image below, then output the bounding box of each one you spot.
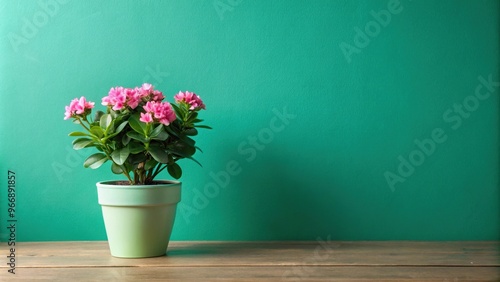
[97,180,181,188]
[97,180,181,206]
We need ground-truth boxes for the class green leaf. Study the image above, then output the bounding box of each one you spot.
[164,124,182,138]
[180,135,195,147]
[73,138,93,150]
[188,156,202,167]
[171,103,184,119]
[148,145,169,163]
[127,153,147,165]
[184,128,198,136]
[166,124,194,146]
[167,163,182,179]
[114,121,129,135]
[167,142,196,158]
[100,114,112,130]
[186,111,198,123]
[148,124,169,141]
[150,123,168,141]
[178,102,189,115]
[128,113,147,134]
[128,141,145,154]
[94,111,105,123]
[105,120,116,135]
[194,124,212,129]
[111,163,123,174]
[69,131,90,137]
[90,126,104,138]
[83,153,108,169]
[104,120,129,139]
[127,131,148,143]
[150,124,163,138]
[108,141,116,150]
[109,110,118,119]
[144,158,158,170]
[122,134,131,146]
[111,146,130,165]
[151,129,169,141]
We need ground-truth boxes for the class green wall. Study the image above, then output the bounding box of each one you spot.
[1,0,498,241]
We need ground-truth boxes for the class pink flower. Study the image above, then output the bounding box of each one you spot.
[102,87,127,110]
[102,84,165,111]
[141,101,176,125]
[152,90,164,101]
[143,101,155,113]
[125,88,140,109]
[141,83,153,93]
[137,83,164,101]
[139,112,153,124]
[158,103,176,125]
[134,83,152,100]
[64,96,94,120]
[174,91,205,110]
[64,105,75,120]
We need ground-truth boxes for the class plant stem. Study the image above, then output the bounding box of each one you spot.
[100,142,133,184]
[146,168,153,183]
[152,164,168,179]
[77,118,91,132]
[151,163,162,178]
[121,166,133,184]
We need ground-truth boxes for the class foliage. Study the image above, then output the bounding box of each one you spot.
[64,84,210,185]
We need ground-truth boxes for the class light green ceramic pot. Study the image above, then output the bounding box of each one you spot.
[96,180,181,258]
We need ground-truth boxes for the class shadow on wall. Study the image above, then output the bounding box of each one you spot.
[227,150,341,240]
[496,70,500,240]
[497,13,500,240]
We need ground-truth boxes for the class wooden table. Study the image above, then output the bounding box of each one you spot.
[1,241,499,281]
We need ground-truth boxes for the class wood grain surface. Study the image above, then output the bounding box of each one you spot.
[0,241,498,281]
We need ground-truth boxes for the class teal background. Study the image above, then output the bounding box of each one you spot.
[0,0,499,241]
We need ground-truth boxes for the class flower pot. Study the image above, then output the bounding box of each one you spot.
[96,180,181,258]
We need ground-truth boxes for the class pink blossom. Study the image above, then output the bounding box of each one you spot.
[174,91,206,110]
[64,105,75,120]
[102,87,127,110]
[125,88,140,109]
[139,112,153,123]
[152,90,164,101]
[140,101,176,125]
[64,99,79,119]
[134,84,152,100]
[158,103,176,125]
[141,83,153,93]
[143,101,155,113]
[64,96,94,120]
[102,84,165,111]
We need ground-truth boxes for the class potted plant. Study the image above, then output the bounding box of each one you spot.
[64,83,209,258]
